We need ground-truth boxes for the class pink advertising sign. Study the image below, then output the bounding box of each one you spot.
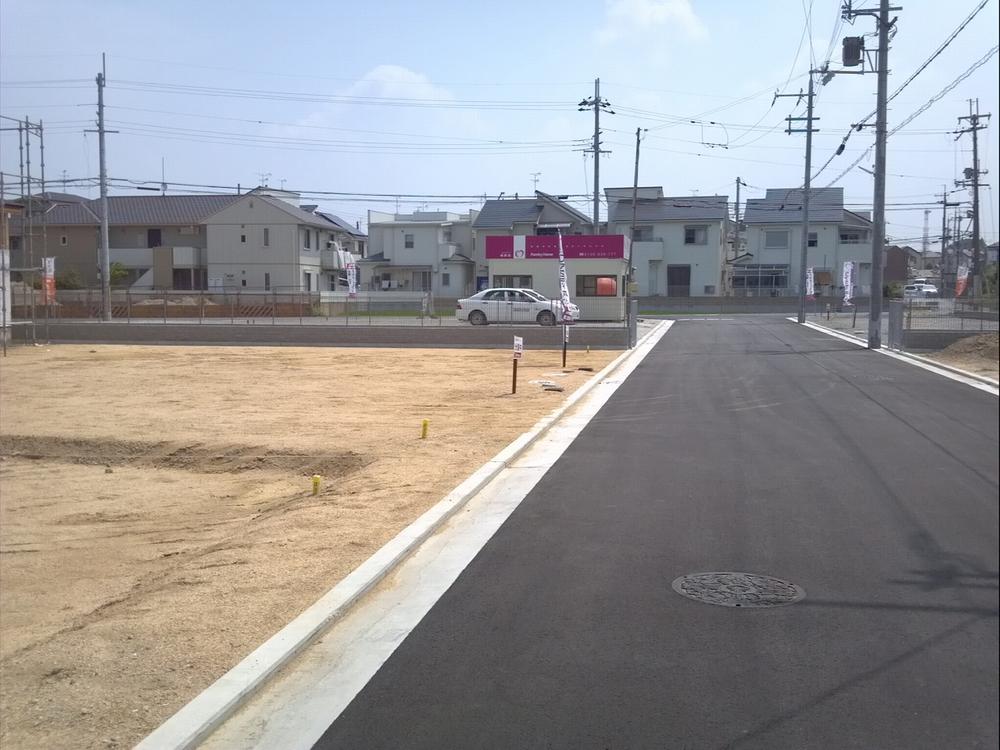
[486,235,626,260]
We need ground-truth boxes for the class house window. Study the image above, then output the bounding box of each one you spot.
[304,272,311,291]
[240,234,247,244]
[731,264,790,291]
[764,230,789,249]
[263,228,270,247]
[684,225,708,245]
[840,230,866,244]
[304,230,311,249]
[404,233,414,249]
[443,228,452,242]
[576,275,618,297]
[264,272,270,291]
[808,232,818,247]
[632,225,653,241]
[493,275,533,288]
[60,235,68,247]
[442,272,451,286]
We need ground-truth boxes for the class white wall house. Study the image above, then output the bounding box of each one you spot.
[359,210,477,297]
[203,191,365,292]
[472,191,594,291]
[604,187,729,297]
[741,187,874,296]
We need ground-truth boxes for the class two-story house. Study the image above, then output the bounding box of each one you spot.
[358,209,477,297]
[741,187,873,296]
[8,192,240,289]
[202,190,365,292]
[472,191,594,291]
[604,187,729,297]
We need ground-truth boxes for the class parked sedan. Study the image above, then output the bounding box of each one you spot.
[456,288,580,326]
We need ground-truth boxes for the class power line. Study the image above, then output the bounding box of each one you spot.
[824,44,1000,187]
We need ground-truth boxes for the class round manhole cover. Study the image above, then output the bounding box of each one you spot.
[671,572,805,608]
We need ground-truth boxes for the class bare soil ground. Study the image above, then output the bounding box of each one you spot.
[0,344,616,750]
[924,333,999,380]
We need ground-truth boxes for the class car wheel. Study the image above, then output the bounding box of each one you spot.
[469,310,488,326]
[537,310,556,326]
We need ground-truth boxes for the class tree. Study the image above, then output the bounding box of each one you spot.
[109,262,129,287]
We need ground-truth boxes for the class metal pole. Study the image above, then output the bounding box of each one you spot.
[97,56,112,321]
[868,0,891,349]
[797,74,816,324]
[940,185,950,295]
[25,118,36,342]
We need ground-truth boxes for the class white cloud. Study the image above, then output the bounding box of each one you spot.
[597,0,707,45]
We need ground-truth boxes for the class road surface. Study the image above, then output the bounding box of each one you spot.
[314,317,998,749]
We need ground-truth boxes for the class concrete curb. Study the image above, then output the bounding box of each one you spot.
[795,319,999,393]
[135,322,671,750]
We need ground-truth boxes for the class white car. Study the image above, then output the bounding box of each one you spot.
[456,288,580,326]
[904,283,938,297]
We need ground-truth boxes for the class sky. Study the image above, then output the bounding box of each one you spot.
[1,0,998,251]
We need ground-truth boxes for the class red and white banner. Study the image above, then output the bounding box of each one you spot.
[42,257,56,304]
[955,263,970,297]
[486,235,626,260]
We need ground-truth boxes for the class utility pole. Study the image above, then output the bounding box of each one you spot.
[938,186,959,294]
[955,98,990,297]
[777,75,819,324]
[627,127,645,343]
[96,54,111,321]
[578,79,613,233]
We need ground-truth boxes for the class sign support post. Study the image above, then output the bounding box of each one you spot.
[512,335,523,394]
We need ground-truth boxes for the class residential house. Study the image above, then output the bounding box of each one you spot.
[359,209,476,297]
[8,192,239,288]
[472,191,594,291]
[742,187,873,296]
[604,187,729,297]
[202,190,365,292]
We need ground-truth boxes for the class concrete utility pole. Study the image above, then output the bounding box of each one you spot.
[627,127,644,340]
[579,79,612,234]
[96,54,111,320]
[938,186,960,294]
[955,98,990,297]
[777,75,819,323]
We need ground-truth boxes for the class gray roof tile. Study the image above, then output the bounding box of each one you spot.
[742,187,864,224]
[608,195,729,223]
[473,198,543,228]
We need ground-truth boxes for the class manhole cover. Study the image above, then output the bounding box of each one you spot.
[671,572,805,608]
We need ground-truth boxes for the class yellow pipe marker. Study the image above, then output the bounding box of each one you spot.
[311,475,321,496]
[421,419,430,439]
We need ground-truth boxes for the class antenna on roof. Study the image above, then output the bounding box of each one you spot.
[160,157,166,196]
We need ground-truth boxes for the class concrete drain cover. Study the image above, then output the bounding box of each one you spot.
[671,572,805,608]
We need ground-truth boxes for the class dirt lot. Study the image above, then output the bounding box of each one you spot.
[0,344,616,750]
[924,333,999,380]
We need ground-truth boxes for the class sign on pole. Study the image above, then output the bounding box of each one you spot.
[513,335,524,360]
[805,266,815,299]
[42,257,56,304]
[346,262,357,298]
[556,231,573,324]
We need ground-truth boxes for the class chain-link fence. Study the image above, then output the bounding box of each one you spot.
[7,287,630,330]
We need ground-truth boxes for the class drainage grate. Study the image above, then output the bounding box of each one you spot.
[671,572,805,608]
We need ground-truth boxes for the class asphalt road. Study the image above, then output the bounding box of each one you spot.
[313,318,999,750]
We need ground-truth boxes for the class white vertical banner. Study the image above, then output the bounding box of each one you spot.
[556,230,573,323]
[1,248,10,335]
[346,262,357,297]
[842,261,855,305]
[805,266,815,298]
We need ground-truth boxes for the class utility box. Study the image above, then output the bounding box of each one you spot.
[842,37,864,67]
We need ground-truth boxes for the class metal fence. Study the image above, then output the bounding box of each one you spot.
[7,287,629,330]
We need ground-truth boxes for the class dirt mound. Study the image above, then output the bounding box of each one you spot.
[0,434,368,478]
[939,333,999,361]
